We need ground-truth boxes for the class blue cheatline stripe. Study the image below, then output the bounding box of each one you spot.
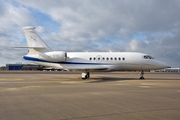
[23,56,102,65]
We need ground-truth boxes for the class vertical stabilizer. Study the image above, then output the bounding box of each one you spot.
[23,26,51,54]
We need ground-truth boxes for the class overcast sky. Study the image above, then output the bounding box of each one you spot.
[0,0,180,67]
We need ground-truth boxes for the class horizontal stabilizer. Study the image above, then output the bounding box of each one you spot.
[13,46,47,48]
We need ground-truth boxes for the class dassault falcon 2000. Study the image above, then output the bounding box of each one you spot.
[20,26,170,79]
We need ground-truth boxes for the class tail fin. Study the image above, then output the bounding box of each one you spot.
[23,26,51,55]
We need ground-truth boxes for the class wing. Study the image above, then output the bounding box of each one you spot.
[61,64,108,72]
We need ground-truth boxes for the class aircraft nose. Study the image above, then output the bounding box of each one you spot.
[156,60,171,69]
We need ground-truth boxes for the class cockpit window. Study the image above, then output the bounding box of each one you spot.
[144,55,154,59]
[149,56,154,59]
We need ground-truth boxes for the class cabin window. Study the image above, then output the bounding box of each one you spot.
[106,58,109,61]
[123,57,125,61]
[102,57,105,60]
[89,57,92,60]
[65,53,67,58]
[94,57,96,60]
[110,57,113,60]
[118,57,121,60]
[114,58,117,60]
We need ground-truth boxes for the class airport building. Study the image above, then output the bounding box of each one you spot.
[0,66,6,70]
[6,64,43,70]
[5,64,63,71]
[155,68,180,72]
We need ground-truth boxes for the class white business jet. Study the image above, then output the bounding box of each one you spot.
[21,26,170,79]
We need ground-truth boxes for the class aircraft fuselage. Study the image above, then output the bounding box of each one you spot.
[24,52,169,72]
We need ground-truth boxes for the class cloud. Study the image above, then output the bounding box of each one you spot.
[0,1,36,66]
[36,26,46,33]
[0,0,180,67]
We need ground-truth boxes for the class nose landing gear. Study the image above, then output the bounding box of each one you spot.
[139,71,145,79]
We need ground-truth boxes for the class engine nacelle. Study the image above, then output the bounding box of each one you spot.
[39,51,67,62]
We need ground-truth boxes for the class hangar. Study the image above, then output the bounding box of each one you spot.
[6,64,43,70]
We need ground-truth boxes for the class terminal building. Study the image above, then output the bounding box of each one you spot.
[155,68,180,72]
[6,64,43,70]
[5,63,62,71]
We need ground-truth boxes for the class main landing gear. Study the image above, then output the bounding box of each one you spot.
[82,72,90,80]
[139,71,145,79]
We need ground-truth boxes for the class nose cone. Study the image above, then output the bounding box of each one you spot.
[155,60,171,69]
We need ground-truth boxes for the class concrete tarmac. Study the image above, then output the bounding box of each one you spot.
[0,71,180,120]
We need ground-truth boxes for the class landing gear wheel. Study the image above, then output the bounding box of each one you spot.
[86,73,90,78]
[139,71,145,79]
[82,72,90,80]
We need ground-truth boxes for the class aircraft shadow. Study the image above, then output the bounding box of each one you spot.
[86,77,180,83]
[145,78,180,81]
[86,77,137,83]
